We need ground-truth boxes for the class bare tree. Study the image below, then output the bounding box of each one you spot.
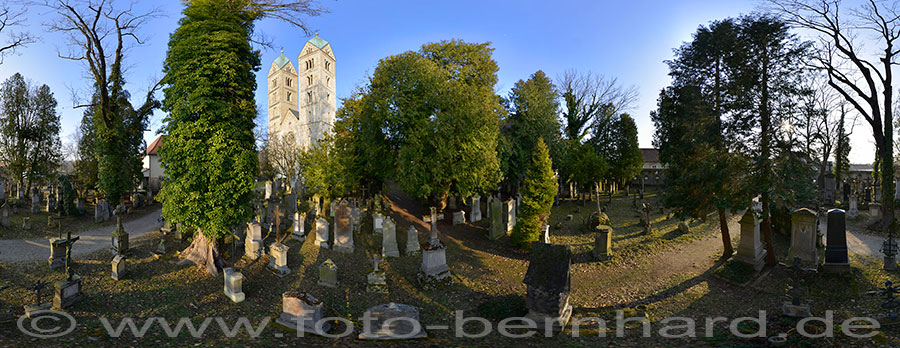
[265,133,303,191]
[0,3,34,64]
[557,70,638,142]
[770,0,900,247]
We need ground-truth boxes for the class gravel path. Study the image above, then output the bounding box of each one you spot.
[0,207,162,263]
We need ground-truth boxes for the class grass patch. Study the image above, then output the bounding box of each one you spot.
[714,259,755,285]
[476,294,527,320]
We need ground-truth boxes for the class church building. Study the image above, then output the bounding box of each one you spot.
[267,34,336,149]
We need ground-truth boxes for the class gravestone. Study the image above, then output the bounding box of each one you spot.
[503,199,516,233]
[876,186,882,203]
[447,196,457,210]
[382,217,399,258]
[542,224,551,243]
[823,209,850,273]
[292,211,305,241]
[268,243,291,277]
[0,181,4,201]
[244,222,263,260]
[470,195,482,222]
[351,206,361,234]
[111,254,126,281]
[823,174,836,204]
[592,225,612,260]
[315,217,329,248]
[896,180,900,201]
[523,242,573,331]
[265,180,273,200]
[276,292,329,335]
[76,199,85,214]
[31,191,40,213]
[48,238,67,269]
[94,200,110,222]
[373,212,384,234]
[318,259,337,288]
[870,203,882,218]
[788,208,819,266]
[358,303,427,340]
[24,281,51,318]
[735,210,766,271]
[848,195,859,219]
[405,225,420,256]
[46,191,56,213]
[53,231,82,309]
[488,197,504,240]
[367,255,388,294]
[223,267,245,303]
[334,201,354,253]
[111,209,129,254]
[452,211,466,225]
[419,207,451,283]
[865,186,872,203]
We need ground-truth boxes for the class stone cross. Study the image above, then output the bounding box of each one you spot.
[63,229,80,281]
[273,203,285,243]
[372,254,381,272]
[784,256,815,306]
[27,280,48,305]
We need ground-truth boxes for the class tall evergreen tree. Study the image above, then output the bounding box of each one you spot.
[500,70,561,195]
[510,138,557,249]
[595,113,642,187]
[158,0,322,275]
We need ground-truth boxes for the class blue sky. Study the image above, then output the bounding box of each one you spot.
[0,0,877,163]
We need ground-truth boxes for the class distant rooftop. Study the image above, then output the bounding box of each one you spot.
[641,148,660,163]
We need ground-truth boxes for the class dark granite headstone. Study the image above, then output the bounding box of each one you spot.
[823,209,849,272]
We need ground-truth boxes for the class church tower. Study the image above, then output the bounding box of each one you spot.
[267,51,300,144]
[297,33,336,149]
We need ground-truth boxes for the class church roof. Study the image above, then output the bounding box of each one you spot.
[308,35,329,49]
[274,53,290,68]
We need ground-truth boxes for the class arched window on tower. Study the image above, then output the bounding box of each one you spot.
[307,91,312,103]
[307,75,313,86]
[325,61,330,71]
[310,59,314,68]
[286,92,292,102]
[272,79,277,87]
[286,77,292,87]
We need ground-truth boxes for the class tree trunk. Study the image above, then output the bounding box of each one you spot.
[760,60,777,267]
[718,208,734,258]
[178,229,221,276]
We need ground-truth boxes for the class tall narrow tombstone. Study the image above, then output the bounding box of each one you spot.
[334,200,354,253]
[31,191,40,213]
[292,211,305,241]
[592,225,612,260]
[503,199,516,233]
[315,217,329,248]
[275,292,329,334]
[351,205,361,234]
[470,195,482,222]
[373,212,384,234]
[382,217,399,258]
[318,259,337,288]
[788,208,819,266]
[358,303,427,340]
[405,225,420,256]
[542,224,551,243]
[265,180,273,200]
[223,267,245,303]
[847,195,859,218]
[488,197,504,240]
[735,210,766,271]
[244,222,263,260]
[823,209,850,272]
[268,244,291,277]
[523,242,573,331]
